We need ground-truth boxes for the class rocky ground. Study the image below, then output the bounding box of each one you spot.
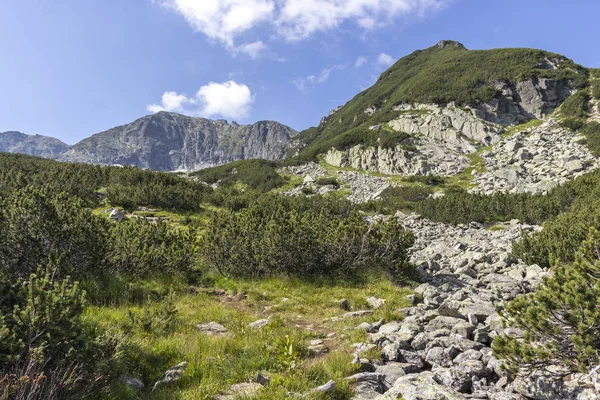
[279,162,395,203]
[471,119,598,195]
[323,137,471,177]
[341,213,599,400]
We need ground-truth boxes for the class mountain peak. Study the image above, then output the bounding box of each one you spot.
[436,40,466,49]
[0,131,69,158]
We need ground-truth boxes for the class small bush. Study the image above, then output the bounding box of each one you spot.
[404,175,446,186]
[581,122,600,156]
[0,187,109,280]
[0,265,115,399]
[493,228,600,375]
[300,187,314,195]
[108,220,199,276]
[191,159,288,192]
[361,185,434,214]
[560,117,586,132]
[315,177,340,188]
[559,90,591,121]
[593,84,600,101]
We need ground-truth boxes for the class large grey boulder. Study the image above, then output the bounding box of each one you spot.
[375,363,406,388]
[425,347,455,368]
[109,209,125,222]
[426,316,466,332]
[345,372,386,399]
[433,368,473,393]
[378,371,467,400]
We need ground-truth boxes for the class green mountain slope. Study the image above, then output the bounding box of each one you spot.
[290,41,589,163]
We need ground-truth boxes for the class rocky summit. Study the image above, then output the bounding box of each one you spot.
[0,131,69,158]
[60,112,298,171]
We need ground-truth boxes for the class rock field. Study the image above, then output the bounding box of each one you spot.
[342,213,599,400]
[471,119,598,195]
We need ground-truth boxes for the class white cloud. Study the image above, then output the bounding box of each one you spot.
[231,40,267,58]
[377,52,395,67]
[293,64,347,91]
[199,81,254,118]
[160,0,274,46]
[158,0,450,54]
[147,81,254,119]
[147,91,190,113]
[355,56,368,68]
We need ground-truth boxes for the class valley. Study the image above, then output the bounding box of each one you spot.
[2,41,600,400]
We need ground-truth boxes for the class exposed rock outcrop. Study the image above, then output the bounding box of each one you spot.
[0,131,70,158]
[61,112,297,171]
[478,77,573,125]
[471,119,599,194]
[324,138,470,176]
[322,72,574,177]
[388,104,501,151]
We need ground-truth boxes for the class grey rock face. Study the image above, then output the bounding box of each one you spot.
[324,138,470,177]
[0,131,70,158]
[471,119,598,195]
[61,112,297,171]
[477,77,572,125]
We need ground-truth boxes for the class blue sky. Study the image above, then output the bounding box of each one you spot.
[1,0,599,144]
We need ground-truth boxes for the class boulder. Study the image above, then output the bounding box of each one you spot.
[452,349,482,364]
[109,208,125,222]
[565,160,584,173]
[379,371,467,400]
[455,360,488,378]
[366,296,386,310]
[433,368,472,393]
[458,303,496,323]
[426,316,466,332]
[375,363,406,388]
[215,382,263,399]
[152,362,187,392]
[397,350,426,370]
[345,372,386,398]
[425,346,453,368]
[311,379,336,394]
[197,322,229,336]
[379,322,402,335]
[247,319,270,329]
[451,321,476,339]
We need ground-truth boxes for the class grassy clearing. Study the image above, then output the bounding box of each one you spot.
[501,119,543,138]
[445,153,486,189]
[86,276,413,399]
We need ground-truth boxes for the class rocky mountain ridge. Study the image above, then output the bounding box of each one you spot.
[2,42,591,176]
[320,73,580,178]
[1,113,297,171]
[60,112,298,171]
[0,131,70,158]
